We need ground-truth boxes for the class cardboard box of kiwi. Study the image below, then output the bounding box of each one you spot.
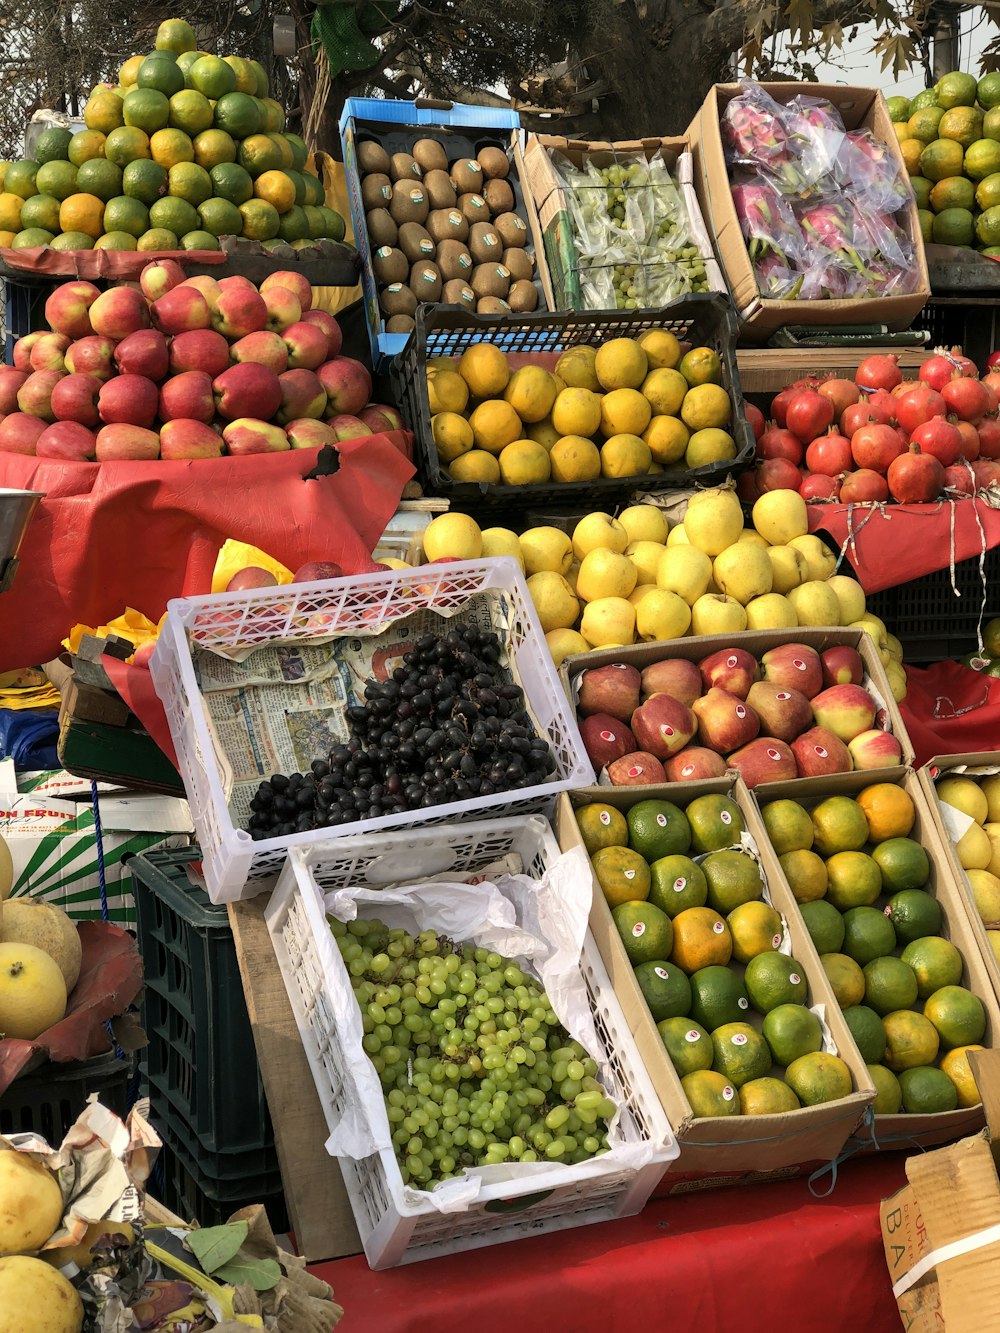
[339,97,546,370]
[553,777,876,1174]
[754,768,1000,1152]
[517,133,726,312]
[918,753,1000,1028]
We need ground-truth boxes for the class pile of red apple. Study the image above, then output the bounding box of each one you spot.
[0,261,403,462]
[576,642,903,791]
[739,351,1000,506]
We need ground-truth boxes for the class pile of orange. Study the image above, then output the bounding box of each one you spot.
[0,16,345,253]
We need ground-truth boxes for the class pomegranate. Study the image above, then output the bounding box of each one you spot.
[800,474,841,501]
[894,384,947,435]
[984,382,999,416]
[954,418,981,460]
[908,417,962,467]
[786,389,835,443]
[757,457,803,492]
[851,423,905,474]
[887,443,945,504]
[977,417,1000,459]
[891,378,920,397]
[919,354,963,393]
[868,389,899,423]
[840,469,890,504]
[746,402,766,441]
[942,376,991,423]
[856,353,902,393]
[982,371,1000,400]
[756,426,803,465]
[841,399,891,435]
[943,462,977,496]
[737,469,761,503]
[987,351,1000,371]
[771,378,817,428]
[973,458,1000,489]
[817,378,860,416]
[805,430,853,476]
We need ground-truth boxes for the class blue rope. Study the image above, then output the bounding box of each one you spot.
[91,781,130,1075]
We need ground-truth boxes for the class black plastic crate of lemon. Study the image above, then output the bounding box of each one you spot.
[578,793,854,1118]
[762,782,986,1117]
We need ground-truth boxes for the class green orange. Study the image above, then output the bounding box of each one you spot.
[105,126,151,167]
[67,130,107,167]
[4,161,40,201]
[138,54,185,98]
[223,55,259,95]
[34,126,72,164]
[169,89,214,137]
[124,88,170,134]
[238,133,283,178]
[277,204,310,243]
[210,161,253,205]
[239,198,280,240]
[11,227,54,249]
[213,91,261,139]
[193,129,237,169]
[85,89,125,133]
[149,195,199,237]
[122,159,168,205]
[156,17,198,53]
[197,196,243,238]
[34,160,77,202]
[58,193,104,239]
[94,230,138,251]
[681,1069,740,1118]
[920,138,965,182]
[75,158,122,202]
[50,230,95,250]
[102,195,149,238]
[181,229,220,250]
[190,55,237,100]
[168,161,213,206]
[137,227,179,250]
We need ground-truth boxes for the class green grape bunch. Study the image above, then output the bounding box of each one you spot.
[332,916,617,1189]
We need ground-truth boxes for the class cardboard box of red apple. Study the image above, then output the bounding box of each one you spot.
[0,260,407,462]
[559,627,914,797]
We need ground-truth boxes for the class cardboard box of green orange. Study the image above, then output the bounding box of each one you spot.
[554,776,876,1174]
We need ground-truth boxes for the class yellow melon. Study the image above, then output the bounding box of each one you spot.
[0,1255,82,1332]
[0,1151,64,1255]
[0,943,67,1040]
[1,901,81,993]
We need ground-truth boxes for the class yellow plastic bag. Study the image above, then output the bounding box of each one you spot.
[211,540,294,594]
[307,150,362,318]
[62,607,161,655]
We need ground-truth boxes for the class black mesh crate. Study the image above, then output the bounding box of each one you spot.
[391,292,754,511]
[130,848,274,1155]
[866,547,1000,663]
[0,1051,129,1142]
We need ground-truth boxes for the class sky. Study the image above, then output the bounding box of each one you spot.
[772,7,997,100]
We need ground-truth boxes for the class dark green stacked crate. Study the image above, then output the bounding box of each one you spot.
[129,847,287,1230]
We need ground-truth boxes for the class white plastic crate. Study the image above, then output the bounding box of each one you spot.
[149,558,594,904]
[264,815,677,1268]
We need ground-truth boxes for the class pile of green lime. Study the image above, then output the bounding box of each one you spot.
[0,15,345,253]
[577,792,856,1119]
[765,781,987,1115]
[888,70,1000,253]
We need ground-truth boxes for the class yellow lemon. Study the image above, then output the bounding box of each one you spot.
[638,328,682,369]
[527,418,560,450]
[551,387,602,437]
[686,429,737,469]
[595,338,648,390]
[449,450,500,483]
[555,345,599,390]
[427,368,468,414]
[681,383,732,431]
[643,415,689,465]
[550,434,601,483]
[504,365,558,422]
[642,367,688,416]
[679,346,722,386]
[468,400,522,454]
[601,387,652,437]
[431,412,474,463]
[499,438,551,485]
[459,342,510,397]
[601,434,652,478]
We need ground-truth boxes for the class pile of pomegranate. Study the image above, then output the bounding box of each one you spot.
[739,351,1000,506]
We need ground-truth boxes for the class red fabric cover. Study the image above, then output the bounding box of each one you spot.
[102,655,179,769]
[899,660,1000,767]
[0,247,227,279]
[0,921,144,1093]
[314,1154,908,1332]
[808,496,1000,593]
[0,434,415,672]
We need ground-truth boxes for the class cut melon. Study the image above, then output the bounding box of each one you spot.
[0,1151,64,1255]
[0,943,67,1040]
[1,901,81,992]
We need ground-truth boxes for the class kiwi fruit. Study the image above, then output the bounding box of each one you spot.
[366,208,397,249]
[471,262,511,299]
[373,245,408,285]
[390,151,422,182]
[442,280,476,309]
[437,239,474,281]
[427,208,469,245]
[361,173,393,211]
[508,279,538,312]
[468,221,503,264]
[380,283,418,318]
[397,221,436,264]
[477,146,510,180]
[413,138,449,173]
[386,313,416,334]
[494,211,527,248]
[502,246,533,281]
[450,158,484,195]
[410,260,442,302]
[483,178,514,216]
[423,169,457,211]
[456,192,489,225]
[358,140,391,175]
[389,180,429,225]
[477,297,511,315]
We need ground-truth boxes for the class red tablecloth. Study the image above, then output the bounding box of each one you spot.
[809,495,1000,593]
[316,1154,909,1333]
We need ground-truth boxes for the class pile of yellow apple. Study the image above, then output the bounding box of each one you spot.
[417,488,907,701]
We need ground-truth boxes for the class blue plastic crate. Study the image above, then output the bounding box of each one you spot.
[339,97,524,370]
